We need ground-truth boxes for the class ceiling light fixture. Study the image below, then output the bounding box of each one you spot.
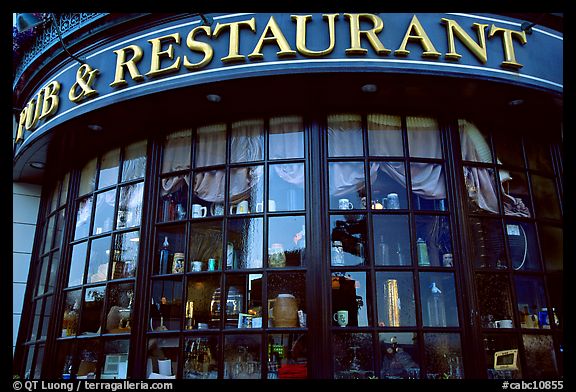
[29,161,46,169]
[206,94,222,103]
[361,84,378,93]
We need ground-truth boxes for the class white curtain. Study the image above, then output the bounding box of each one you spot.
[161,129,192,196]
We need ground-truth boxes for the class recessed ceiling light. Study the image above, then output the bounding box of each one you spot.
[361,84,378,93]
[87,124,103,132]
[29,161,45,169]
[508,99,525,106]
[206,94,222,103]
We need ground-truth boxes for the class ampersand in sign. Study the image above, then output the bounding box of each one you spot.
[69,64,100,103]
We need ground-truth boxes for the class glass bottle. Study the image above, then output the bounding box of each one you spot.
[332,240,345,266]
[378,235,390,265]
[427,282,447,327]
[417,238,430,266]
[159,236,170,274]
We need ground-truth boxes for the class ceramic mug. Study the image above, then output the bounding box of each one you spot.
[338,198,353,210]
[495,319,513,328]
[333,310,349,327]
[192,204,207,218]
[230,200,249,214]
[256,199,277,212]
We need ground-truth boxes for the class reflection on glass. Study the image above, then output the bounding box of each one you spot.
[459,119,492,163]
[80,285,105,335]
[269,163,305,211]
[36,257,49,295]
[49,181,60,213]
[329,162,366,210]
[328,114,363,157]
[155,228,186,275]
[76,340,99,379]
[502,170,531,217]
[229,166,264,214]
[380,333,420,379]
[41,297,52,339]
[268,273,307,328]
[525,139,553,174]
[332,272,368,327]
[105,283,134,334]
[222,274,262,329]
[186,275,220,329]
[540,225,562,272]
[159,175,189,222]
[147,337,178,379]
[60,172,70,206]
[43,215,55,253]
[24,346,34,379]
[531,175,561,220]
[515,276,547,329]
[330,215,367,266]
[547,274,563,329]
[268,216,305,267]
[112,231,139,279]
[476,273,514,328]
[196,124,226,167]
[68,242,87,287]
[62,290,81,337]
[122,140,147,182]
[463,166,499,214]
[102,340,129,379]
[33,345,44,379]
[407,116,441,159]
[79,158,97,196]
[333,333,374,379]
[162,129,191,174]
[506,220,540,271]
[74,196,93,239]
[522,335,558,378]
[53,209,65,250]
[48,251,61,292]
[370,163,407,210]
[415,215,453,267]
[419,272,459,327]
[184,336,218,379]
[117,183,144,229]
[269,116,304,159]
[224,334,261,379]
[87,236,111,283]
[411,163,447,211]
[189,221,223,272]
[376,272,416,327]
[368,114,403,156]
[93,190,116,234]
[268,333,308,379]
[424,333,463,379]
[230,119,264,163]
[150,279,182,331]
[373,215,410,266]
[98,148,120,189]
[469,217,506,269]
[30,300,42,341]
[227,218,263,269]
[483,334,521,379]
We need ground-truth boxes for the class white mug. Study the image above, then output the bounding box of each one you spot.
[230,200,249,214]
[338,198,353,210]
[256,199,277,212]
[333,310,349,327]
[495,319,513,328]
[192,204,207,218]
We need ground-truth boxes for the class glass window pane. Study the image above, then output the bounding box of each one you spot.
[419,272,459,327]
[547,274,562,329]
[540,225,562,272]
[186,275,221,330]
[24,346,35,379]
[469,217,506,269]
[464,166,499,214]
[80,286,105,335]
[48,181,60,214]
[112,231,139,279]
[370,163,408,210]
[502,170,532,217]
[68,242,87,287]
[162,129,192,173]
[224,274,262,329]
[268,216,306,267]
[76,340,100,379]
[192,169,226,216]
[98,148,120,189]
[224,334,261,379]
[40,296,52,340]
[493,129,524,168]
[415,215,453,267]
[411,163,447,211]
[159,175,189,222]
[102,340,129,379]
[531,175,561,220]
[60,172,70,206]
[476,273,514,328]
[373,215,410,266]
[87,236,111,283]
[42,215,56,254]
[423,333,464,379]
[407,116,442,159]
[33,345,45,379]
[333,333,374,379]
[329,162,366,210]
[47,251,61,292]
[525,139,553,174]
[117,182,144,229]
[459,119,492,163]
[196,124,226,167]
[35,256,49,296]
[29,299,43,341]
[62,290,81,337]
[269,163,305,211]
[330,215,367,267]
[150,279,182,331]
[269,116,304,159]
[376,272,416,327]
[380,332,420,379]
[229,165,264,214]
[230,119,264,163]
[189,221,223,272]
[522,335,558,378]
[268,272,307,328]
[54,209,65,249]
[506,220,540,271]
[122,140,147,181]
[156,227,186,275]
[368,114,403,156]
[93,190,116,234]
[74,196,93,240]
[226,218,263,270]
[268,333,307,379]
[147,337,179,379]
[332,271,368,327]
[483,334,522,379]
[79,158,97,196]
[515,276,547,329]
[328,114,363,157]
[56,341,75,378]
[105,283,134,334]
[184,335,219,379]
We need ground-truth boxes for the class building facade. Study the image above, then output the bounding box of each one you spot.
[13,13,563,380]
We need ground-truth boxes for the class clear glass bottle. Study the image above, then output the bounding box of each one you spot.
[332,240,345,266]
[159,236,170,274]
[427,282,447,327]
